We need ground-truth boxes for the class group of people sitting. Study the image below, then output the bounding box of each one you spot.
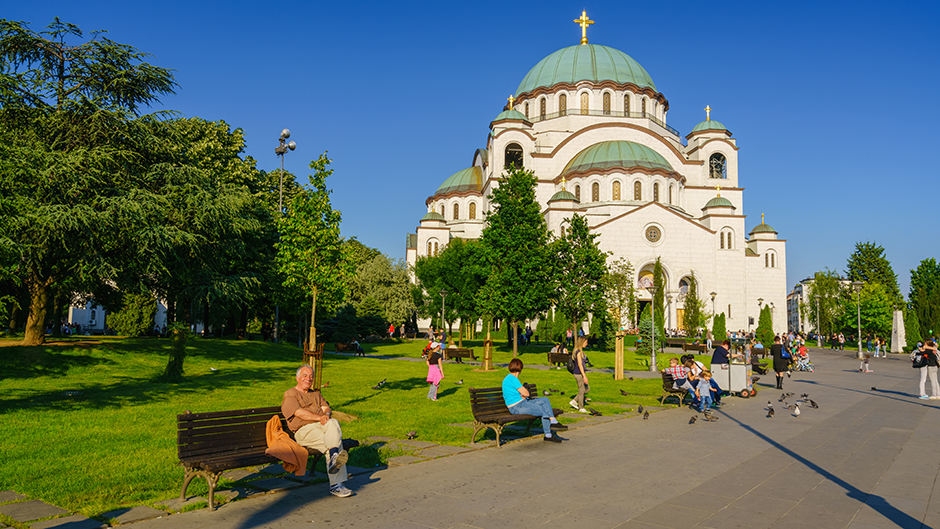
[661,344,735,414]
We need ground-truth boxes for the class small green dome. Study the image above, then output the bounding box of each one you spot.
[548,189,579,203]
[750,223,777,234]
[434,167,483,196]
[703,196,735,209]
[691,119,729,133]
[493,109,528,122]
[562,141,674,176]
[421,211,446,222]
[515,44,656,97]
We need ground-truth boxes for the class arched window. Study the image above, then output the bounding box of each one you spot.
[603,93,611,115]
[765,253,769,267]
[641,98,647,115]
[428,241,432,255]
[709,153,728,179]
[634,181,642,200]
[720,233,725,249]
[434,242,439,256]
[469,202,476,220]
[772,253,776,268]
[559,93,567,116]
[668,185,674,205]
[440,204,444,217]
[524,102,529,119]
[580,92,589,115]
[624,95,630,115]
[720,230,734,250]
[540,98,546,119]
[612,181,621,200]
[653,182,659,202]
[453,203,459,220]
[575,184,581,201]
[504,143,523,170]
[592,182,599,202]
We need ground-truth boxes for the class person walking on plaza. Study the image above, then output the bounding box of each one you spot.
[569,337,590,413]
[771,336,788,389]
[426,342,444,401]
[911,342,930,399]
[925,341,940,400]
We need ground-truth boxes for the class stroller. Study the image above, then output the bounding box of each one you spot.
[793,346,814,372]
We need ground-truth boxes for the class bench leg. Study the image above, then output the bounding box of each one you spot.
[179,469,197,501]
[470,421,485,445]
[206,471,221,511]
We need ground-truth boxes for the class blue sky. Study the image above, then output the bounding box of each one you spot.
[8,1,938,295]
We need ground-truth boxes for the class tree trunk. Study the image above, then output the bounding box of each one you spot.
[51,290,63,337]
[512,321,519,357]
[239,304,248,339]
[309,286,318,352]
[203,299,210,338]
[458,321,463,349]
[22,273,53,346]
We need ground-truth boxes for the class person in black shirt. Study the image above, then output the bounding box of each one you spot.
[771,336,788,389]
[426,342,444,401]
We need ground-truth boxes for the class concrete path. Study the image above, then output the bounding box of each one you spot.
[127,347,939,529]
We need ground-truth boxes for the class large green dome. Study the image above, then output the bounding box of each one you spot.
[433,167,483,196]
[562,141,673,176]
[515,44,656,97]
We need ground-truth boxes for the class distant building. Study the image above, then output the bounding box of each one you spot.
[787,276,853,334]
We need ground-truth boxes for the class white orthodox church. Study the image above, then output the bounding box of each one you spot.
[406,12,787,335]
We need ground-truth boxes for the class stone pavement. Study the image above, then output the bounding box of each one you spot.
[107,346,938,529]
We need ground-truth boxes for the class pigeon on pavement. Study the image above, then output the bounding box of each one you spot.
[808,399,819,409]
[637,405,645,414]
[406,431,417,440]
[689,416,698,424]
[793,403,801,417]
[768,408,775,418]
[643,411,650,420]
[620,389,630,396]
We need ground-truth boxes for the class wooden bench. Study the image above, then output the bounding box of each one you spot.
[660,373,690,405]
[469,384,563,447]
[547,352,569,366]
[665,338,686,348]
[443,348,477,363]
[682,343,708,354]
[177,406,357,510]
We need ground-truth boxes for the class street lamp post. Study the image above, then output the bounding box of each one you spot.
[648,283,659,372]
[814,294,822,348]
[439,290,449,343]
[274,129,296,345]
[710,291,717,314]
[852,281,864,358]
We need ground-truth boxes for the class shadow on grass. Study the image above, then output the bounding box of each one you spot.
[0,346,119,381]
[0,365,292,414]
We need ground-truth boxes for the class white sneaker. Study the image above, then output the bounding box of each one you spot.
[578,408,589,413]
[919,395,930,400]
[569,399,579,409]
[330,484,353,497]
[930,396,940,400]
[328,449,348,475]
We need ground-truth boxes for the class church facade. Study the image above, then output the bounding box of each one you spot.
[406,13,787,335]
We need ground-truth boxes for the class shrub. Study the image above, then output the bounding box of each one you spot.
[108,293,156,337]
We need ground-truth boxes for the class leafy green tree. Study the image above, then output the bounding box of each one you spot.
[712,312,727,341]
[414,238,487,347]
[551,309,571,344]
[910,258,940,340]
[108,292,157,337]
[0,18,175,345]
[802,269,843,337]
[836,282,894,340]
[653,258,665,337]
[478,167,553,357]
[756,305,774,348]
[905,308,922,348]
[276,153,353,352]
[357,254,414,332]
[846,241,902,308]
[331,304,359,343]
[636,304,664,366]
[605,257,636,330]
[553,214,607,341]
[681,272,707,337]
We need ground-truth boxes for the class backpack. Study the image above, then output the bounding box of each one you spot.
[567,352,578,373]
[913,351,929,369]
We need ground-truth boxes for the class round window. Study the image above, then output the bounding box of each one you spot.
[645,226,662,243]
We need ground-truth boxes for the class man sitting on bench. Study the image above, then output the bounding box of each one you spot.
[282,365,354,498]
[502,359,567,443]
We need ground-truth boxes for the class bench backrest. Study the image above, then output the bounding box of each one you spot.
[177,406,286,461]
[469,384,538,419]
[661,373,676,390]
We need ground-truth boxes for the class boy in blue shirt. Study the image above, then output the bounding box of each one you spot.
[502,358,567,442]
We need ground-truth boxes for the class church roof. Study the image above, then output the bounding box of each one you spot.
[515,44,656,97]
[691,119,730,134]
[750,222,777,234]
[421,211,446,222]
[548,190,579,203]
[433,167,483,196]
[562,141,674,176]
[703,196,735,209]
[493,109,528,123]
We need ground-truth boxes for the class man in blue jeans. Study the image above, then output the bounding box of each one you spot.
[502,358,567,443]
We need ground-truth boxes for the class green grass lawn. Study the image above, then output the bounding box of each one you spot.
[0,336,677,518]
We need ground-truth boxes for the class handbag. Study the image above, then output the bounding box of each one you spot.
[913,352,929,369]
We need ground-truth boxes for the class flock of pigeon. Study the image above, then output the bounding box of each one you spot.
[766,392,819,419]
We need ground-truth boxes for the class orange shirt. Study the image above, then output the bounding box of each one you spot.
[281,387,328,432]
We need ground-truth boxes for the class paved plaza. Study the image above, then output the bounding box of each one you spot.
[4,346,938,529]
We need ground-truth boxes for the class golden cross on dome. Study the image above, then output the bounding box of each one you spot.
[716,183,721,197]
[761,213,765,224]
[507,94,515,111]
[574,10,595,45]
[561,176,567,191]
[705,105,711,121]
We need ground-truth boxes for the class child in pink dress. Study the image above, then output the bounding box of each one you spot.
[426,342,445,400]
